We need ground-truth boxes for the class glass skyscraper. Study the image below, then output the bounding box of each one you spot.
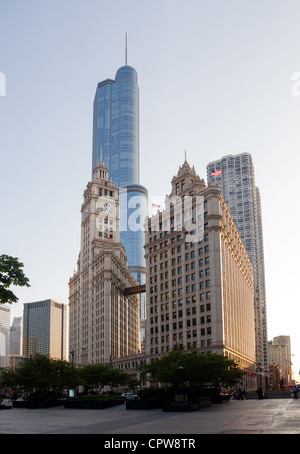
[207,153,268,380]
[92,64,148,334]
[23,299,67,360]
[92,65,140,186]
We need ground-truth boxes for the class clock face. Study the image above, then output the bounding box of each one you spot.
[99,202,113,216]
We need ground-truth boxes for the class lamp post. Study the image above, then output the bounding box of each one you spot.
[70,347,86,366]
[175,366,187,403]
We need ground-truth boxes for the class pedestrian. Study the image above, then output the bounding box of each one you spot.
[237,388,243,400]
[256,386,264,399]
[292,386,299,399]
[242,388,247,400]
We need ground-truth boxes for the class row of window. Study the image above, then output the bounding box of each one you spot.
[150,301,212,316]
[150,325,212,339]
[150,269,210,284]
[151,312,211,325]
[149,246,209,266]
[150,339,212,355]
[149,256,210,276]
[150,283,211,296]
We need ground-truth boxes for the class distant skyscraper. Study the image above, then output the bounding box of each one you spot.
[92,57,147,337]
[207,153,268,379]
[0,305,10,368]
[92,64,139,187]
[23,299,67,360]
[272,336,292,384]
[10,316,23,355]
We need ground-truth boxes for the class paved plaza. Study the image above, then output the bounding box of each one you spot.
[1,398,300,435]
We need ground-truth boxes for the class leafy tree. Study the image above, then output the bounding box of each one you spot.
[79,363,131,392]
[0,254,30,305]
[0,354,81,399]
[138,346,242,391]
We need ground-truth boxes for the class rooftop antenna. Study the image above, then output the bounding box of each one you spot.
[125,33,128,66]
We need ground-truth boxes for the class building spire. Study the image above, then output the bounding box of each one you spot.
[125,33,128,66]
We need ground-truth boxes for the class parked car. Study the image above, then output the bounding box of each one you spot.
[121,392,138,400]
[0,398,12,408]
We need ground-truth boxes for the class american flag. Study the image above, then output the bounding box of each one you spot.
[211,169,222,176]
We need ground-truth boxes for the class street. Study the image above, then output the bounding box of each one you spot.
[1,397,300,435]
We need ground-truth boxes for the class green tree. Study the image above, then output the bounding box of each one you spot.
[1,354,80,399]
[0,254,30,305]
[79,363,131,392]
[138,346,242,391]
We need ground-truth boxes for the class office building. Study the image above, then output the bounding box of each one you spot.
[144,159,256,387]
[207,153,268,379]
[10,316,23,355]
[91,60,148,338]
[23,299,67,360]
[92,64,139,187]
[272,336,292,385]
[267,340,289,387]
[69,159,141,366]
[0,305,10,368]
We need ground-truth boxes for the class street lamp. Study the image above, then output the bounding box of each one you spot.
[70,347,86,366]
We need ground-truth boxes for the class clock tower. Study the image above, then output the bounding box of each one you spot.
[69,159,141,366]
[82,157,121,245]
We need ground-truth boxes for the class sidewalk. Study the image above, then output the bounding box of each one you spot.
[1,398,300,435]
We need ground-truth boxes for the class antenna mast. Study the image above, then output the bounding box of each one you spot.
[125,33,128,65]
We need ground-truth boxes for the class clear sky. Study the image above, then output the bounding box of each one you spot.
[1,0,300,380]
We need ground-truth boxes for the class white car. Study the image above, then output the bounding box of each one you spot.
[0,398,12,408]
[121,393,138,400]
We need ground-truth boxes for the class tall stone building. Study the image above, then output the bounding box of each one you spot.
[69,159,141,366]
[271,336,292,385]
[144,159,256,386]
[207,153,268,378]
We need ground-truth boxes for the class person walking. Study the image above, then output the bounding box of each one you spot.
[292,386,299,399]
[256,386,264,399]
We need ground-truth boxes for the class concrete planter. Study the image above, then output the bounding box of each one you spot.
[64,399,124,409]
[126,399,164,410]
[13,399,64,409]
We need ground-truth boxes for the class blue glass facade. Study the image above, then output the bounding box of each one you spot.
[92,66,139,186]
[120,184,148,326]
[92,65,147,332]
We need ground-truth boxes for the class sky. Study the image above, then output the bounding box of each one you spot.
[0,0,300,380]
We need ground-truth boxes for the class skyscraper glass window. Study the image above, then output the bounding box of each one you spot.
[92,62,147,338]
[92,65,139,187]
[23,299,67,360]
